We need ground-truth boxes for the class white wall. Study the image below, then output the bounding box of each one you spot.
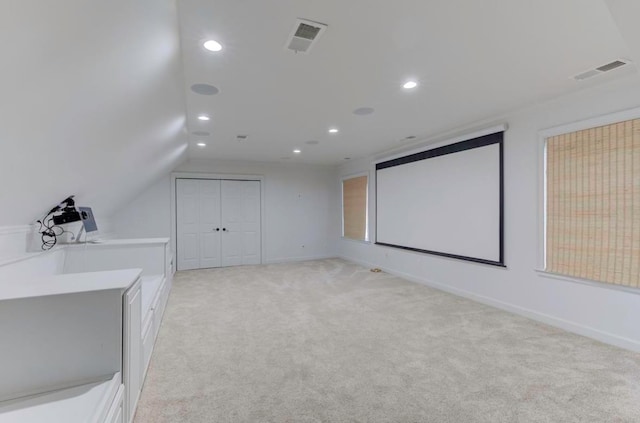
[0,0,187,229]
[0,227,37,260]
[0,219,115,261]
[338,74,640,352]
[113,176,172,239]
[113,160,340,264]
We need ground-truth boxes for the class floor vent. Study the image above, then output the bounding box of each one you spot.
[573,59,631,81]
[286,19,327,54]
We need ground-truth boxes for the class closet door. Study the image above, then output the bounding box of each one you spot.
[176,179,222,270]
[199,180,222,268]
[221,180,261,266]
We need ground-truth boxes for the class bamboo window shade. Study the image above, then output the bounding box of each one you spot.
[343,176,368,240]
[546,118,640,287]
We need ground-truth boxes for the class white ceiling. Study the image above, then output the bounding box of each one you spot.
[1,0,639,227]
[178,0,635,165]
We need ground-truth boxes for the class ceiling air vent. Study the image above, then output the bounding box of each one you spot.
[573,58,631,81]
[286,18,328,54]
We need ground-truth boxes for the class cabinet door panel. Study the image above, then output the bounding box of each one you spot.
[124,280,142,423]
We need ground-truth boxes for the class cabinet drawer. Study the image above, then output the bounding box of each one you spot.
[142,312,155,379]
[153,285,169,337]
[104,384,124,423]
[153,303,163,338]
[113,405,123,423]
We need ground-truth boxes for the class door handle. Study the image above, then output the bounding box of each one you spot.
[214,228,220,232]
[222,228,227,232]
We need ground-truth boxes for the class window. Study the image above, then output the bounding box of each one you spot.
[342,175,368,241]
[545,117,640,287]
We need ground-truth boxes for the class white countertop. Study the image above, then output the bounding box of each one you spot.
[64,238,169,249]
[0,269,141,301]
[0,373,121,423]
[0,250,56,268]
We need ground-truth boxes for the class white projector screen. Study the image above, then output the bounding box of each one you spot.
[376,132,504,266]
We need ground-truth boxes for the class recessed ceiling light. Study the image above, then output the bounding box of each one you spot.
[293,149,301,154]
[191,84,219,95]
[353,107,375,116]
[198,115,210,121]
[328,128,339,134]
[203,40,223,52]
[197,142,207,147]
[403,80,418,89]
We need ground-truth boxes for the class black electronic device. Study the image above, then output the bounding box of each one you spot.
[52,211,81,225]
[36,195,81,250]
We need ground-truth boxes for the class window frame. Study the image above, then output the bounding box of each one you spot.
[341,171,370,243]
[537,106,640,293]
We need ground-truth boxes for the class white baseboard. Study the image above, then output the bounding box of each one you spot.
[340,255,640,353]
[265,255,336,265]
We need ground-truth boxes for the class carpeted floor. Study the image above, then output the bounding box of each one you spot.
[134,259,640,423]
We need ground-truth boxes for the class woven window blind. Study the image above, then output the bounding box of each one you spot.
[343,176,368,240]
[546,118,640,287]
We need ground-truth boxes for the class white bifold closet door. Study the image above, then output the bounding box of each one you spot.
[220,180,261,266]
[176,179,261,271]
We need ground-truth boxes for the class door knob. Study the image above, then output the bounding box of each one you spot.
[223,228,227,232]
[214,228,220,232]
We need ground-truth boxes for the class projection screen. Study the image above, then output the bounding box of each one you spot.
[376,131,504,266]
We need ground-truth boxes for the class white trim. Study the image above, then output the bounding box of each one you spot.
[170,172,267,267]
[537,130,547,270]
[535,269,640,296]
[340,237,371,245]
[340,170,370,180]
[264,255,336,265]
[0,249,58,268]
[373,123,508,166]
[537,105,640,272]
[539,105,640,139]
[0,225,32,235]
[341,255,640,352]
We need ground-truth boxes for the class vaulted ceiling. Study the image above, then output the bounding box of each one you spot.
[0,0,639,227]
[178,0,637,164]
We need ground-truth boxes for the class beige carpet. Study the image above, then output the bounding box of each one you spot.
[134,259,640,422]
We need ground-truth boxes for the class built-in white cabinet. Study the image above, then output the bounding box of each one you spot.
[177,179,261,270]
[104,383,124,423]
[123,279,142,423]
[0,269,139,423]
[0,373,123,423]
[0,287,123,403]
[0,238,173,423]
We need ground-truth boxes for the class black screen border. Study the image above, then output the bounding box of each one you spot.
[375,131,505,268]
